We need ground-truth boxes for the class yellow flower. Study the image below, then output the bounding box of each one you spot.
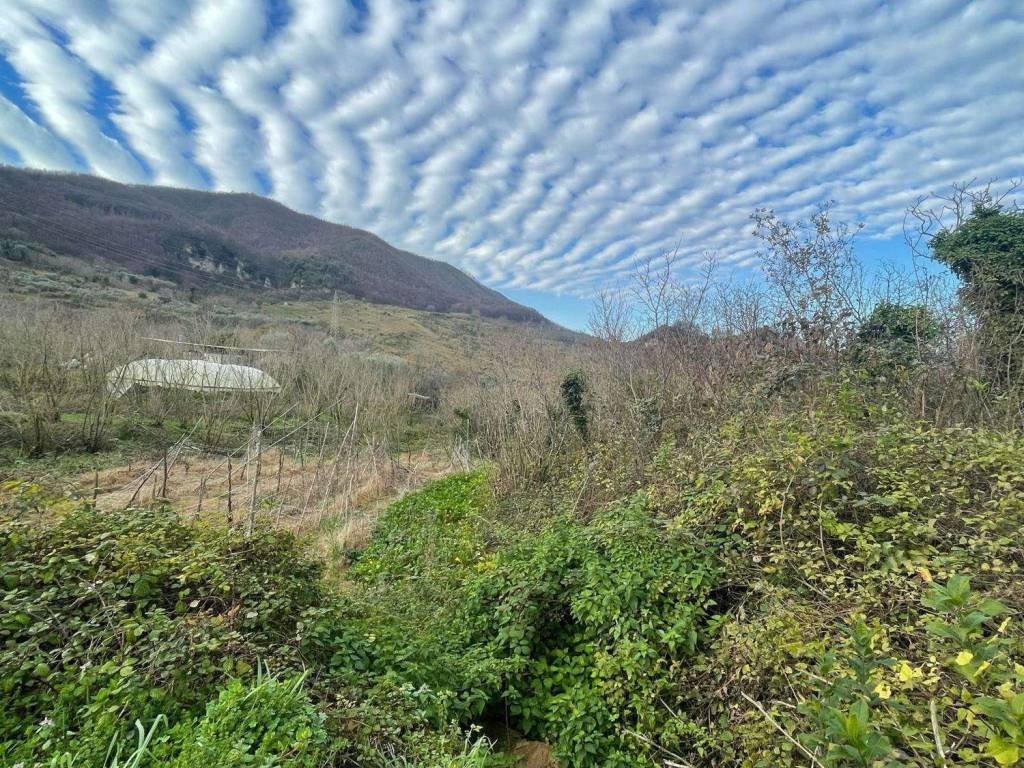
[874,681,892,700]
[955,650,974,666]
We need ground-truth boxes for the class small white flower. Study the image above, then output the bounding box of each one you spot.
[40,716,54,728]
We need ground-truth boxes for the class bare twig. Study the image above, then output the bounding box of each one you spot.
[930,699,947,766]
[741,693,825,768]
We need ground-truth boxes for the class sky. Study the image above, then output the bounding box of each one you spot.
[0,1,1022,330]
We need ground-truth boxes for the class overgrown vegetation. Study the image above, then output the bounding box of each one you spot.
[3,180,1024,766]
[327,390,1024,767]
[0,481,495,766]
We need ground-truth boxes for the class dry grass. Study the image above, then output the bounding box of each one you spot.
[77,443,454,562]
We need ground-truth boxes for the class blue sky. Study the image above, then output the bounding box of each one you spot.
[1,1,1023,330]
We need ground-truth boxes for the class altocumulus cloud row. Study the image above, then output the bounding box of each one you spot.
[0,0,1022,294]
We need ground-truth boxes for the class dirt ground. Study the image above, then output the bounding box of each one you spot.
[77,444,455,557]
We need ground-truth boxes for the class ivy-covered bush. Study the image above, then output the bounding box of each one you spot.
[931,203,1024,383]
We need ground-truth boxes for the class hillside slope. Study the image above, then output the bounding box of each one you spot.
[0,166,542,322]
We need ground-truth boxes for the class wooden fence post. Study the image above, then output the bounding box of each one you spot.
[160,447,168,499]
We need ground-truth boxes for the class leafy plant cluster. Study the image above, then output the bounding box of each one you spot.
[932,202,1024,316]
[652,388,1024,766]
[328,385,1024,767]
[337,472,720,767]
[853,300,940,375]
[931,201,1024,383]
[0,481,495,767]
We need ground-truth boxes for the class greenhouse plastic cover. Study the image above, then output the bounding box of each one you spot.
[107,358,281,397]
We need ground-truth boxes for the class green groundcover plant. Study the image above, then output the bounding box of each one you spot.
[340,388,1024,767]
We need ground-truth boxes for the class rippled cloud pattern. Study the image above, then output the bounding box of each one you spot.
[1,1,1022,294]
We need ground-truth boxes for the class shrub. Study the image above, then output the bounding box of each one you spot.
[855,301,939,373]
[469,497,718,766]
[343,471,718,766]
[0,483,499,766]
[931,203,1024,316]
[560,370,590,442]
[931,202,1024,385]
[0,487,325,764]
[654,390,1024,765]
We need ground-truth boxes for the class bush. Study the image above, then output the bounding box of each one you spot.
[469,497,717,766]
[0,487,325,764]
[653,389,1024,765]
[344,472,718,766]
[560,370,590,442]
[931,203,1024,385]
[855,301,939,374]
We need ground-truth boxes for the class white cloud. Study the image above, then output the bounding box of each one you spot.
[0,94,78,169]
[0,0,1022,297]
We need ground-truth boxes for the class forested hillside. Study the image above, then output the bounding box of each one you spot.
[0,166,543,322]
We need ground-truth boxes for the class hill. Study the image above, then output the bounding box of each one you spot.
[0,246,580,378]
[0,166,542,322]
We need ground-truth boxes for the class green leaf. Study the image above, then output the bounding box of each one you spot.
[986,736,1020,766]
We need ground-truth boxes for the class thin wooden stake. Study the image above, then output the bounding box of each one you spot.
[930,699,948,766]
[227,457,233,524]
[196,478,206,516]
[276,451,283,495]
[92,469,99,502]
[246,426,263,539]
[160,447,169,498]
